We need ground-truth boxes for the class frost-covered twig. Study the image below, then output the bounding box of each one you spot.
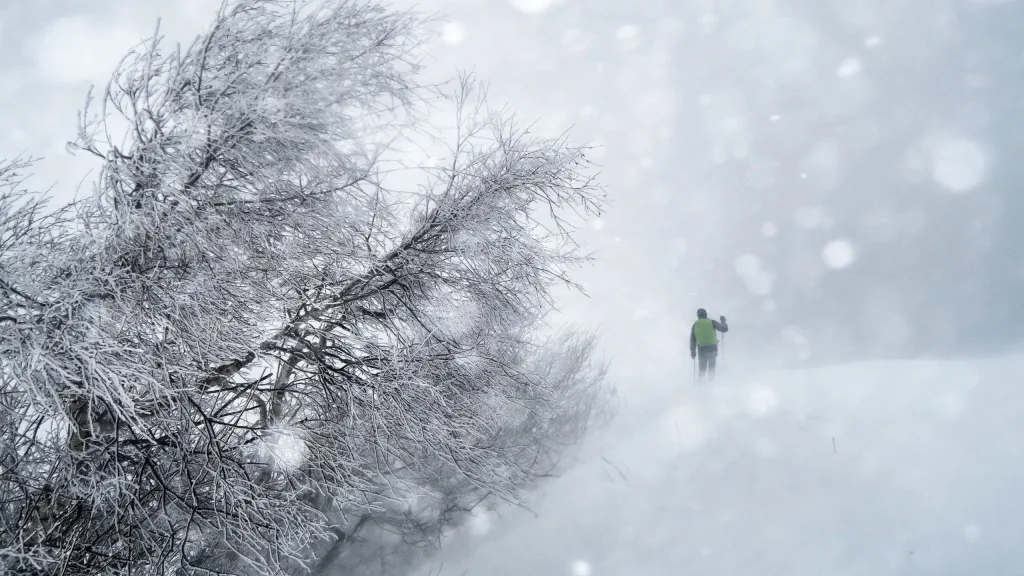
[0,2,613,575]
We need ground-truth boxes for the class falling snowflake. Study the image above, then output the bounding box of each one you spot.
[836,57,863,78]
[260,427,309,473]
[822,239,856,270]
[570,559,592,576]
[922,133,989,193]
[441,21,466,45]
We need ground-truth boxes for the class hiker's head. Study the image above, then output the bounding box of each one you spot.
[696,308,708,319]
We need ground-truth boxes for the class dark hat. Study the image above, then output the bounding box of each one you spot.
[697,308,707,318]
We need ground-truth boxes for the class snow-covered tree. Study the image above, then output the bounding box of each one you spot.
[0,1,613,575]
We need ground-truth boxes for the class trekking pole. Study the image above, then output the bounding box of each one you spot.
[719,335,724,379]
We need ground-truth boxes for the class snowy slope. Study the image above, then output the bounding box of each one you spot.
[412,355,1024,575]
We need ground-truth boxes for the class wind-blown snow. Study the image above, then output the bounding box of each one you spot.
[414,355,1024,575]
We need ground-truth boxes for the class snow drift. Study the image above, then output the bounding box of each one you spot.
[412,355,1024,575]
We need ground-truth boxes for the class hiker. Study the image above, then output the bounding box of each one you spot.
[690,308,728,381]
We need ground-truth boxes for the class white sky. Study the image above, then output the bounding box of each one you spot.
[0,1,219,201]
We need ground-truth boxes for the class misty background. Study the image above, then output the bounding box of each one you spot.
[2,0,1023,572]
[3,0,1020,376]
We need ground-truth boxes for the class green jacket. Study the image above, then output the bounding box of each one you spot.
[690,317,728,356]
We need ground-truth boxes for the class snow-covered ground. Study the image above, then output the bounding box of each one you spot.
[413,355,1024,575]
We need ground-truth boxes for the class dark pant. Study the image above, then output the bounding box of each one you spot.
[697,344,718,380]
